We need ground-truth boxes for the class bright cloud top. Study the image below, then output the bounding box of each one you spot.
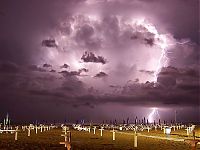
[41,15,177,87]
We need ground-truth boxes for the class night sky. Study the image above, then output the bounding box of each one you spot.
[0,0,199,123]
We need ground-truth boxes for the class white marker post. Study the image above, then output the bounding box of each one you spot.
[68,131,71,143]
[173,126,176,131]
[186,128,189,136]
[61,133,67,142]
[15,131,18,140]
[60,130,71,150]
[163,127,166,134]
[15,126,19,141]
[99,128,104,136]
[44,126,46,132]
[88,127,91,133]
[40,126,43,132]
[35,126,38,134]
[28,127,31,137]
[147,127,150,133]
[112,129,115,141]
[93,127,96,135]
[62,127,67,135]
[21,126,24,131]
[134,133,137,148]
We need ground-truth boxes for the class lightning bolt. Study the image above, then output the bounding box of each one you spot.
[148,107,160,123]
[135,19,169,82]
[135,19,191,83]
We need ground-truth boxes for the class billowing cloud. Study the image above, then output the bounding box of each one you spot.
[59,70,81,77]
[60,64,69,69]
[157,66,199,88]
[94,71,108,78]
[81,51,107,64]
[42,39,58,48]
[43,63,52,68]
[50,69,56,73]
[79,68,89,73]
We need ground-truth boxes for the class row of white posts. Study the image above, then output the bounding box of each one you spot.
[74,126,138,148]
[69,124,196,149]
[0,124,55,141]
[22,125,53,137]
[0,126,19,141]
[185,125,195,136]
[87,124,193,148]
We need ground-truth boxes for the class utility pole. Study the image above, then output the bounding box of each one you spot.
[175,110,177,123]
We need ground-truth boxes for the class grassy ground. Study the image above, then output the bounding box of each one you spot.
[0,126,199,150]
[124,127,200,139]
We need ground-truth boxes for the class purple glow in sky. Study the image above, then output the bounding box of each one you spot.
[0,0,199,123]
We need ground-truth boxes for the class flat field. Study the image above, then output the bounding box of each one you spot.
[0,126,199,150]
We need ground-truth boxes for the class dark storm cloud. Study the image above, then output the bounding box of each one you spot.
[75,24,102,50]
[75,73,199,107]
[0,0,86,65]
[139,69,154,75]
[130,26,156,46]
[0,62,198,122]
[157,66,199,89]
[0,62,85,102]
[0,65,58,93]
[94,72,108,78]
[81,51,107,64]
[109,85,121,88]
[158,66,199,79]
[50,69,56,73]
[59,68,89,77]
[59,76,85,94]
[99,0,199,44]
[42,39,58,48]
[59,70,81,77]
[79,68,89,73]
[43,63,52,68]
[29,90,67,98]
[60,64,70,69]
[144,38,155,46]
